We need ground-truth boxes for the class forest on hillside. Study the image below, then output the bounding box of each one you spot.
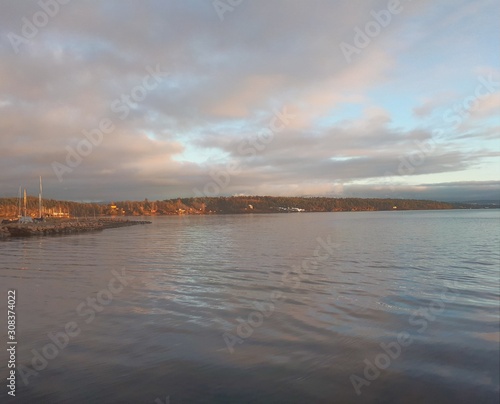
[0,195,474,218]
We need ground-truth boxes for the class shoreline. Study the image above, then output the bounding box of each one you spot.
[2,207,497,239]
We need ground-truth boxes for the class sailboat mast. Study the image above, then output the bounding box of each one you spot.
[23,189,27,217]
[39,176,43,218]
[18,186,22,217]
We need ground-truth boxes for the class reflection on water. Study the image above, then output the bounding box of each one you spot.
[0,210,499,403]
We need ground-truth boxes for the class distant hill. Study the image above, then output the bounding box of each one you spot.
[456,200,500,208]
[0,196,488,218]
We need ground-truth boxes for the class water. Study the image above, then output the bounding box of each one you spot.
[1,210,499,403]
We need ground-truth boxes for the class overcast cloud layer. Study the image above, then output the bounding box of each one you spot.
[0,0,499,202]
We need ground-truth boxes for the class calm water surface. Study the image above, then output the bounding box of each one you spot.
[1,210,499,403]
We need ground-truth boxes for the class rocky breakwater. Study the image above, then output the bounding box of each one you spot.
[4,219,151,238]
[0,225,9,239]
[98,218,152,230]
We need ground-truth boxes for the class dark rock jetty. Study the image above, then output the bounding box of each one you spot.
[3,218,151,238]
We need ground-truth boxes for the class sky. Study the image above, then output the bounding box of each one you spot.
[0,0,499,202]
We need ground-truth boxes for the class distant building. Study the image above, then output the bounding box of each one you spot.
[278,206,305,212]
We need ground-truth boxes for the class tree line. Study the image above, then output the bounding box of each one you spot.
[0,195,473,218]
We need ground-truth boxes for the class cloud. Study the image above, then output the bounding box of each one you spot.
[471,93,500,118]
[0,0,498,201]
[412,92,457,118]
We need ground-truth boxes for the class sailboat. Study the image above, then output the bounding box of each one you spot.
[13,177,43,224]
[19,188,33,224]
